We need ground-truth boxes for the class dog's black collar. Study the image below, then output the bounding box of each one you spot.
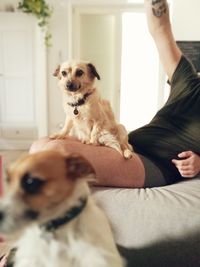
[67,92,93,115]
[40,198,87,232]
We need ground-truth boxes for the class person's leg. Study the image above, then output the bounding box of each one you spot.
[138,154,167,187]
[144,0,182,81]
[30,137,145,188]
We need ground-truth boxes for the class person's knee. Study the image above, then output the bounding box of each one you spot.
[29,137,79,155]
[29,137,50,154]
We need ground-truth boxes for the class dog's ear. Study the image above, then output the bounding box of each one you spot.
[65,153,95,180]
[87,63,100,80]
[53,65,61,78]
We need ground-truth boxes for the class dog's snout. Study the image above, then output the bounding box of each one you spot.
[66,81,78,92]
[66,81,74,91]
[0,211,5,222]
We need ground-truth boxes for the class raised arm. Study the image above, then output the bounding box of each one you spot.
[144,0,182,81]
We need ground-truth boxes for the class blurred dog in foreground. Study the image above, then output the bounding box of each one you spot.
[51,60,133,159]
[0,151,124,267]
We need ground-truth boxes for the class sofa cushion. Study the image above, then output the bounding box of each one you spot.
[93,178,200,267]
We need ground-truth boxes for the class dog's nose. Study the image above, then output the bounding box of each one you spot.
[66,81,77,91]
[0,211,5,222]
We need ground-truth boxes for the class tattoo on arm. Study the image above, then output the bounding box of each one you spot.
[152,0,167,18]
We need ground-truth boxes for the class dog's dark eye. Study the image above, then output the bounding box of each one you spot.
[21,173,45,195]
[61,71,67,77]
[76,69,84,77]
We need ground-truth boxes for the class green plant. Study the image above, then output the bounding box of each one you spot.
[18,0,53,46]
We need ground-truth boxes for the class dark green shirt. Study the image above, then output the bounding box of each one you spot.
[129,55,200,183]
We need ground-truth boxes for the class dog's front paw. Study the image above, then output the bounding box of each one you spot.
[123,149,133,159]
[89,138,99,145]
[49,132,67,139]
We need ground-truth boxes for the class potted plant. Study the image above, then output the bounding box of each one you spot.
[18,0,53,46]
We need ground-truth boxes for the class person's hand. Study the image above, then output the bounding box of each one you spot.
[172,151,200,178]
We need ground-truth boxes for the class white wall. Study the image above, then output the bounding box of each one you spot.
[0,0,70,135]
[1,0,200,136]
[47,2,70,134]
[172,0,200,40]
[79,14,119,114]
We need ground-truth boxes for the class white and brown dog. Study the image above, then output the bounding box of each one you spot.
[0,151,124,267]
[51,61,133,159]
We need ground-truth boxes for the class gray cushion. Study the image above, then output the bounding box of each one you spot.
[93,178,200,267]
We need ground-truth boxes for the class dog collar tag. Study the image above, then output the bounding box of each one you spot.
[74,107,78,115]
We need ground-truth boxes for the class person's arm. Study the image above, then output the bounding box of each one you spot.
[144,0,182,81]
[172,151,200,178]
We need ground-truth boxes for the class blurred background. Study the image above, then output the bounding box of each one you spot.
[0,0,200,157]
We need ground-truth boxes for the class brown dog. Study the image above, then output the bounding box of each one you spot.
[51,60,133,159]
[0,151,124,267]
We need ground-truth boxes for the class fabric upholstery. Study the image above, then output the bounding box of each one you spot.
[93,178,200,267]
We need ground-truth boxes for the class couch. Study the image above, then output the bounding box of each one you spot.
[93,177,200,267]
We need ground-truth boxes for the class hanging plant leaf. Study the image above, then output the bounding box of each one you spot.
[18,0,53,47]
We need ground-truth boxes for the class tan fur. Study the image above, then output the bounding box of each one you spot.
[51,60,133,159]
[0,151,124,267]
[6,151,89,211]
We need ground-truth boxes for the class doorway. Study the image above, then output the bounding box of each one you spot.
[72,5,164,131]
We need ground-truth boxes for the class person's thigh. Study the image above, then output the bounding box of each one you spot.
[139,154,167,187]
[30,137,145,188]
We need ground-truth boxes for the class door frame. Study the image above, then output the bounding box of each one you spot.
[71,5,144,119]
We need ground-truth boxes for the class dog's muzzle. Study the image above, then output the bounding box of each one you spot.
[66,81,81,92]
